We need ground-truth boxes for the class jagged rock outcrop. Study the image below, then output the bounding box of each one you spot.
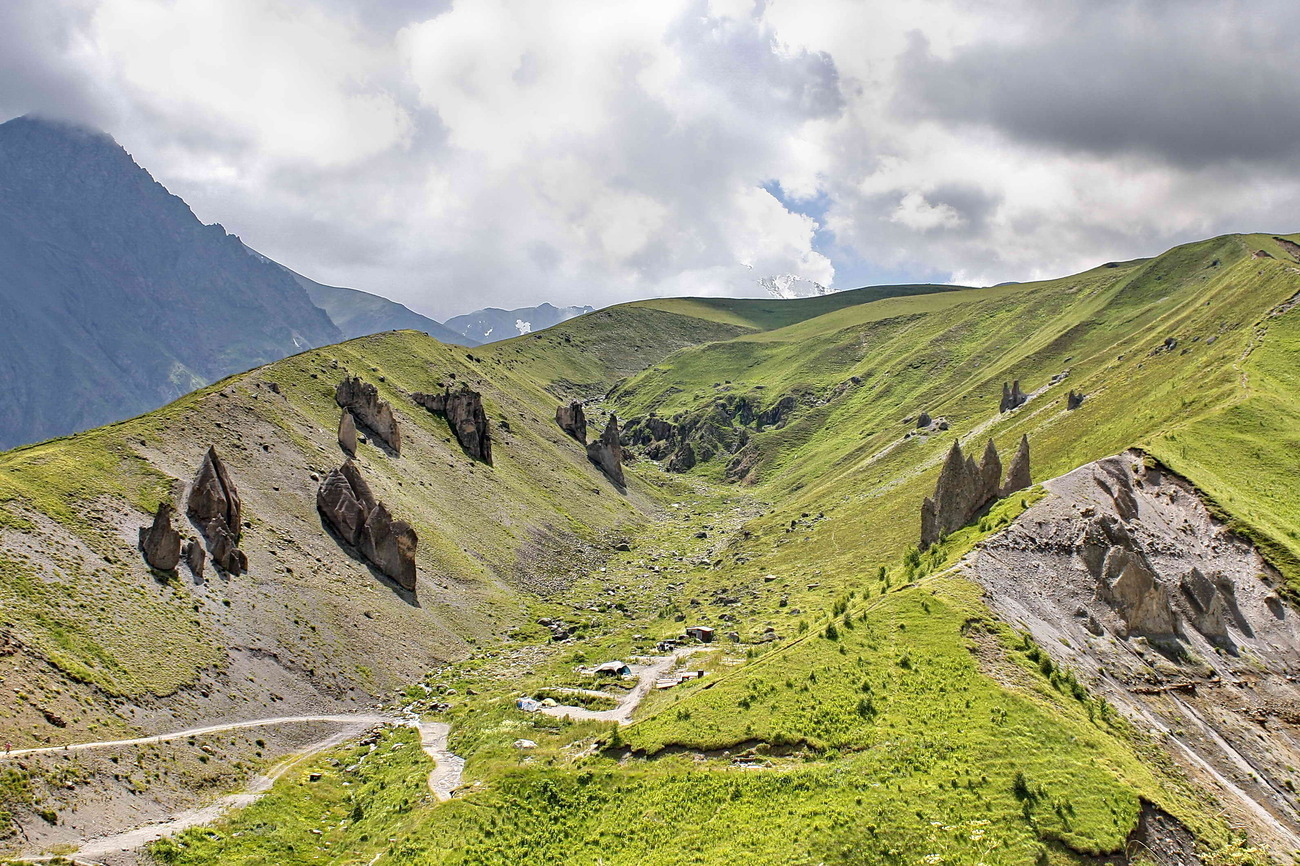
[556,401,587,444]
[1001,435,1031,496]
[338,409,357,456]
[1067,390,1085,410]
[183,537,205,578]
[999,380,1027,412]
[586,415,625,486]
[667,442,697,473]
[336,377,401,455]
[960,453,1300,855]
[916,412,932,428]
[920,437,1031,548]
[317,460,418,590]
[138,503,182,571]
[413,386,492,464]
[186,446,247,575]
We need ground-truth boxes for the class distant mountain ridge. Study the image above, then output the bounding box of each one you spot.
[444,303,595,343]
[241,244,476,346]
[0,115,342,450]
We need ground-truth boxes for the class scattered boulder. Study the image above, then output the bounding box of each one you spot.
[1067,390,1085,410]
[338,409,358,456]
[138,503,182,571]
[999,380,1027,412]
[556,401,587,444]
[413,386,492,464]
[186,446,247,575]
[586,415,625,486]
[336,377,401,455]
[317,460,418,590]
[916,412,932,428]
[921,437,1031,548]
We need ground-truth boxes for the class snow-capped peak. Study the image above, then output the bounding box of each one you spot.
[758,274,836,299]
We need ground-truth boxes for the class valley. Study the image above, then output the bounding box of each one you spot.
[0,231,1299,864]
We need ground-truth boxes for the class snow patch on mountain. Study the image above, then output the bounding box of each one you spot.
[758,274,837,299]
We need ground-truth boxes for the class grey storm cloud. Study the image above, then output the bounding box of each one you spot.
[1,0,1298,314]
[895,1,1300,167]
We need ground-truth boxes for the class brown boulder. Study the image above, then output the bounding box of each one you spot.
[556,401,587,444]
[317,460,418,590]
[413,386,492,464]
[138,503,182,571]
[586,414,625,486]
[336,377,401,455]
[338,409,358,456]
[186,446,247,575]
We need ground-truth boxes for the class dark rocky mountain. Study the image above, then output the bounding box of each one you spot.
[248,249,473,346]
[0,115,342,450]
[444,302,594,343]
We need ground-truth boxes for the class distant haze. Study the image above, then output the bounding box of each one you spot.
[2,1,1298,317]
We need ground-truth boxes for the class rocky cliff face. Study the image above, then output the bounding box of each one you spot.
[556,401,587,444]
[961,453,1300,855]
[413,387,492,464]
[317,461,418,591]
[336,377,402,455]
[920,437,1031,548]
[186,446,248,575]
[0,116,341,450]
[586,415,625,486]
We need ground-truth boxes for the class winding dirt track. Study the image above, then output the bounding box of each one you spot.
[417,721,465,801]
[7,713,390,864]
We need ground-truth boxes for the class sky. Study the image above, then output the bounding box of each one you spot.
[2,0,1298,319]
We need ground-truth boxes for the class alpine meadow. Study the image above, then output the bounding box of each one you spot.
[2,3,1300,865]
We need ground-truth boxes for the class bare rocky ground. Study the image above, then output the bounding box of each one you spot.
[960,451,1300,857]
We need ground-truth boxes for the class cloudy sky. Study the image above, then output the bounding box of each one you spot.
[2,0,1296,318]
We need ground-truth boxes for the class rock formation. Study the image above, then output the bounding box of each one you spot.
[183,537,205,578]
[186,446,248,575]
[338,409,357,456]
[999,380,1027,412]
[336,377,401,455]
[667,442,697,473]
[413,386,492,464]
[1001,435,1031,496]
[920,437,1031,548]
[556,401,587,444]
[916,412,932,428]
[587,415,625,486]
[317,460,418,590]
[1067,390,1085,410]
[138,503,182,571]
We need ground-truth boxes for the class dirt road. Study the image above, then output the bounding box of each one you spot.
[1,714,389,760]
[417,721,465,801]
[9,713,389,864]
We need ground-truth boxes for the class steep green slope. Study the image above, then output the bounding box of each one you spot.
[139,233,1298,866]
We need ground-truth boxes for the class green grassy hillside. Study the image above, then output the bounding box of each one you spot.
[4,234,1299,864]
